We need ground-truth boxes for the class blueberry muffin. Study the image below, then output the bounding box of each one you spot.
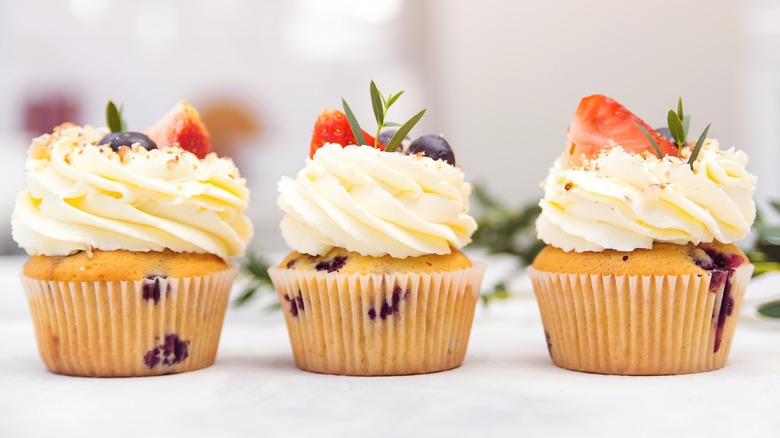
[529,95,756,375]
[12,102,252,377]
[269,93,485,376]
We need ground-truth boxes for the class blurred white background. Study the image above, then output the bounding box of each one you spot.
[0,0,777,254]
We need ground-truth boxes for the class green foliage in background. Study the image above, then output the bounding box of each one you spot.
[751,201,780,318]
[233,252,277,309]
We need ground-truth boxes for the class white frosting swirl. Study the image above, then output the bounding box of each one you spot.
[278,143,477,258]
[11,125,253,259]
[537,140,756,252]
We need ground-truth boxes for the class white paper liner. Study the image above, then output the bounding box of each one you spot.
[528,264,754,375]
[268,263,486,376]
[22,263,238,377]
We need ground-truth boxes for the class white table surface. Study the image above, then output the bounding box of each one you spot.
[2,254,780,438]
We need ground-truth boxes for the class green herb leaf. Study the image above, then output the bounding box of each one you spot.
[757,225,780,240]
[667,110,686,145]
[119,104,128,131]
[770,200,780,214]
[480,282,511,307]
[632,121,663,159]
[341,98,367,146]
[383,122,402,127]
[369,80,384,126]
[385,108,425,152]
[687,123,711,169]
[682,114,691,139]
[677,97,684,121]
[106,101,124,133]
[758,299,780,319]
[234,252,276,307]
[386,90,404,108]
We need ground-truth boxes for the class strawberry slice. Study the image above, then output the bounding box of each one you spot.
[146,101,210,159]
[567,95,677,164]
[310,107,384,158]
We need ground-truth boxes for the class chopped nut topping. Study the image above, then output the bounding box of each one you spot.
[118,146,132,163]
[166,156,180,170]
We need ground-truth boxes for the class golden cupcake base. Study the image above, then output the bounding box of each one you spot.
[269,264,486,376]
[528,265,753,375]
[22,263,238,377]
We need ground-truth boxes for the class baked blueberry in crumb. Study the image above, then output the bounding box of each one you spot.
[314,256,348,273]
[143,348,160,368]
[143,334,190,369]
[690,246,745,353]
[142,275,168,305]
[286,259,297,268]
[544,330,553,356]
[160,334,190,366]
[367,285,409,320]
[284,291,304,316]
[284,294,299,317]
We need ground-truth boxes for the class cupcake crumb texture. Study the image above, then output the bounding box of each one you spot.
[279,247,472,275]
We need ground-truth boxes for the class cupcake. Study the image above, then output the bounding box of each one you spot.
[529,95,756,375]
[269,84,485,376]
[11,101,253,377]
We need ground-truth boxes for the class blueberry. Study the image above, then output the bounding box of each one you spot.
[314,255,347,273]
[655,127,679,147]
[408,135,455,165]
[99,132,157,152]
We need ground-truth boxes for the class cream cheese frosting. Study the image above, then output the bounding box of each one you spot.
[537,140,757,252]
[11,124,253,260]
[277,143,477,258]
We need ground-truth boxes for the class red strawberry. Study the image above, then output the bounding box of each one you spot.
[146,101,210,159]
[310,107,384,158]
[567,95,677,164]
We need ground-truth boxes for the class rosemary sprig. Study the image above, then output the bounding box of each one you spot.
[342,80,426,153]
[667,97,691,158]
[480,282,511,307]
[105,100,127,132]
[687,123,711,170]
[635,97,711,168]
[233,252,277,308]
[469,184,545,265]
[632,121,664,159]
[758,301,780,318]
[341,98,367,146]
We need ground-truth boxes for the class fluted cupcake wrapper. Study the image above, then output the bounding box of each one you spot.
[528,265,753,375]
[22,263,238,377]
[268,264,486,376]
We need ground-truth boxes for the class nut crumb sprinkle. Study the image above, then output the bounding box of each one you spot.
[118,146,132,164]
[166,156,180,170]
